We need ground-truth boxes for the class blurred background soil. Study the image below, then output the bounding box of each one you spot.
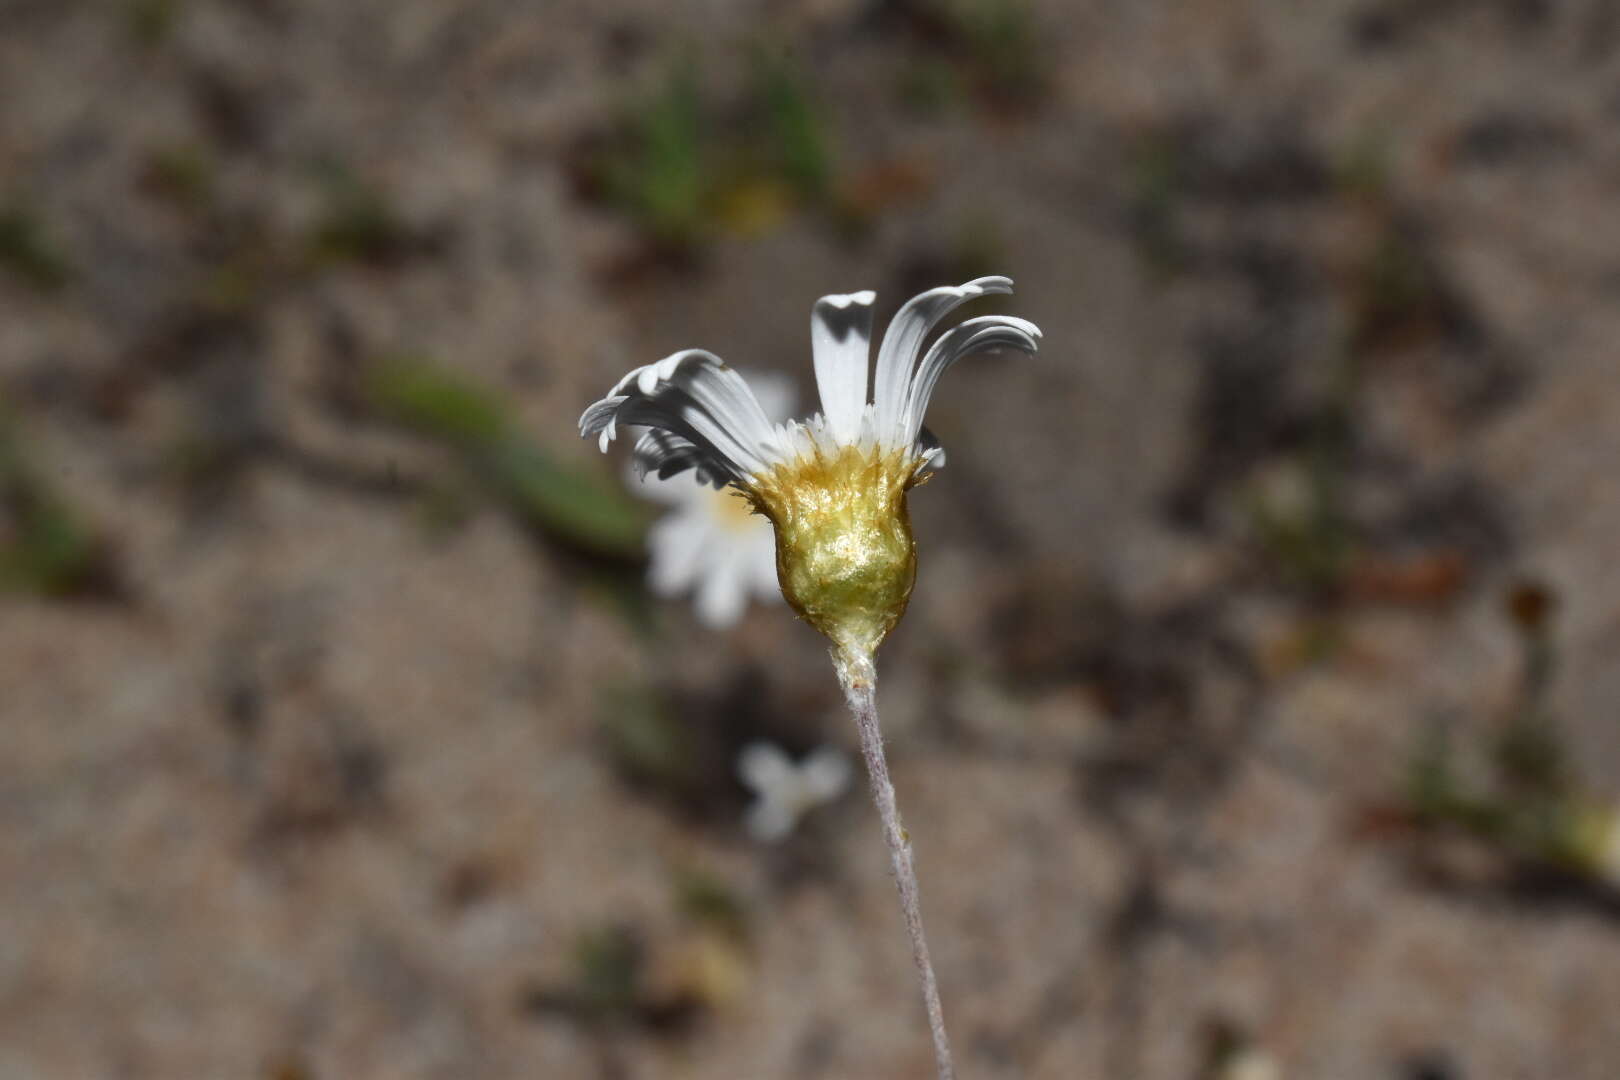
[3,1,1620,1077]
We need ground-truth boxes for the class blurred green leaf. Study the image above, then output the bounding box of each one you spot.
[896,58,965,116]
[587,52,843,250]
[365,357,646,559]
[673,866,749,941]
[142,143,216,208]
[1334,129,1393,201]
[483,440,646,559]
[0,409,109,598]
[932,0,1049,109]
[0,488,102,596]
[601,62,708,250]
[751,51,834,202]
[600,685,696,793]
[308,166,422,267]
[1493,717,1568,800]
[1245,484,1349,595]
[573,925,644,1016]
[0,206,72,292]
[1127,132,1187,277]
[125,0,182,46]
[365,358,508,448]
[1407,720,1456,820]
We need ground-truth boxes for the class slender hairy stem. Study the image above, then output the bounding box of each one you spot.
[833,647,954,1080]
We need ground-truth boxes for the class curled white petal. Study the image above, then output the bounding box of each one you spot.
[899,314,1041,449]
[581,396,629,455]
[631,429,719,486]
[871,276,1014,450]
[580,350,780,483]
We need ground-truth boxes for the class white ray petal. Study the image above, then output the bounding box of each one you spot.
[871,276,1013,450]
[582,351,783,480]
[810,290,875,446]
[630,429,710,484]
[652,350,781,470]
[899,314,1041,448]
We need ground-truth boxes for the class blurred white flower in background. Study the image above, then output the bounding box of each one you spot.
[631,373,795,628]
[737,741,851,842]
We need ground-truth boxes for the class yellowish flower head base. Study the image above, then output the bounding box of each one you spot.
[581,277,1040,660]
[750,442,920,661]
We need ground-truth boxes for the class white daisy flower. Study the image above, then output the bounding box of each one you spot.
[737,741,852,843]
[580,276,1039,1080]
[580,276,1040,663]
[633,374,796,629]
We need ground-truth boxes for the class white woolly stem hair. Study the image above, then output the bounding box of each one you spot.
[833,646,954,1080]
